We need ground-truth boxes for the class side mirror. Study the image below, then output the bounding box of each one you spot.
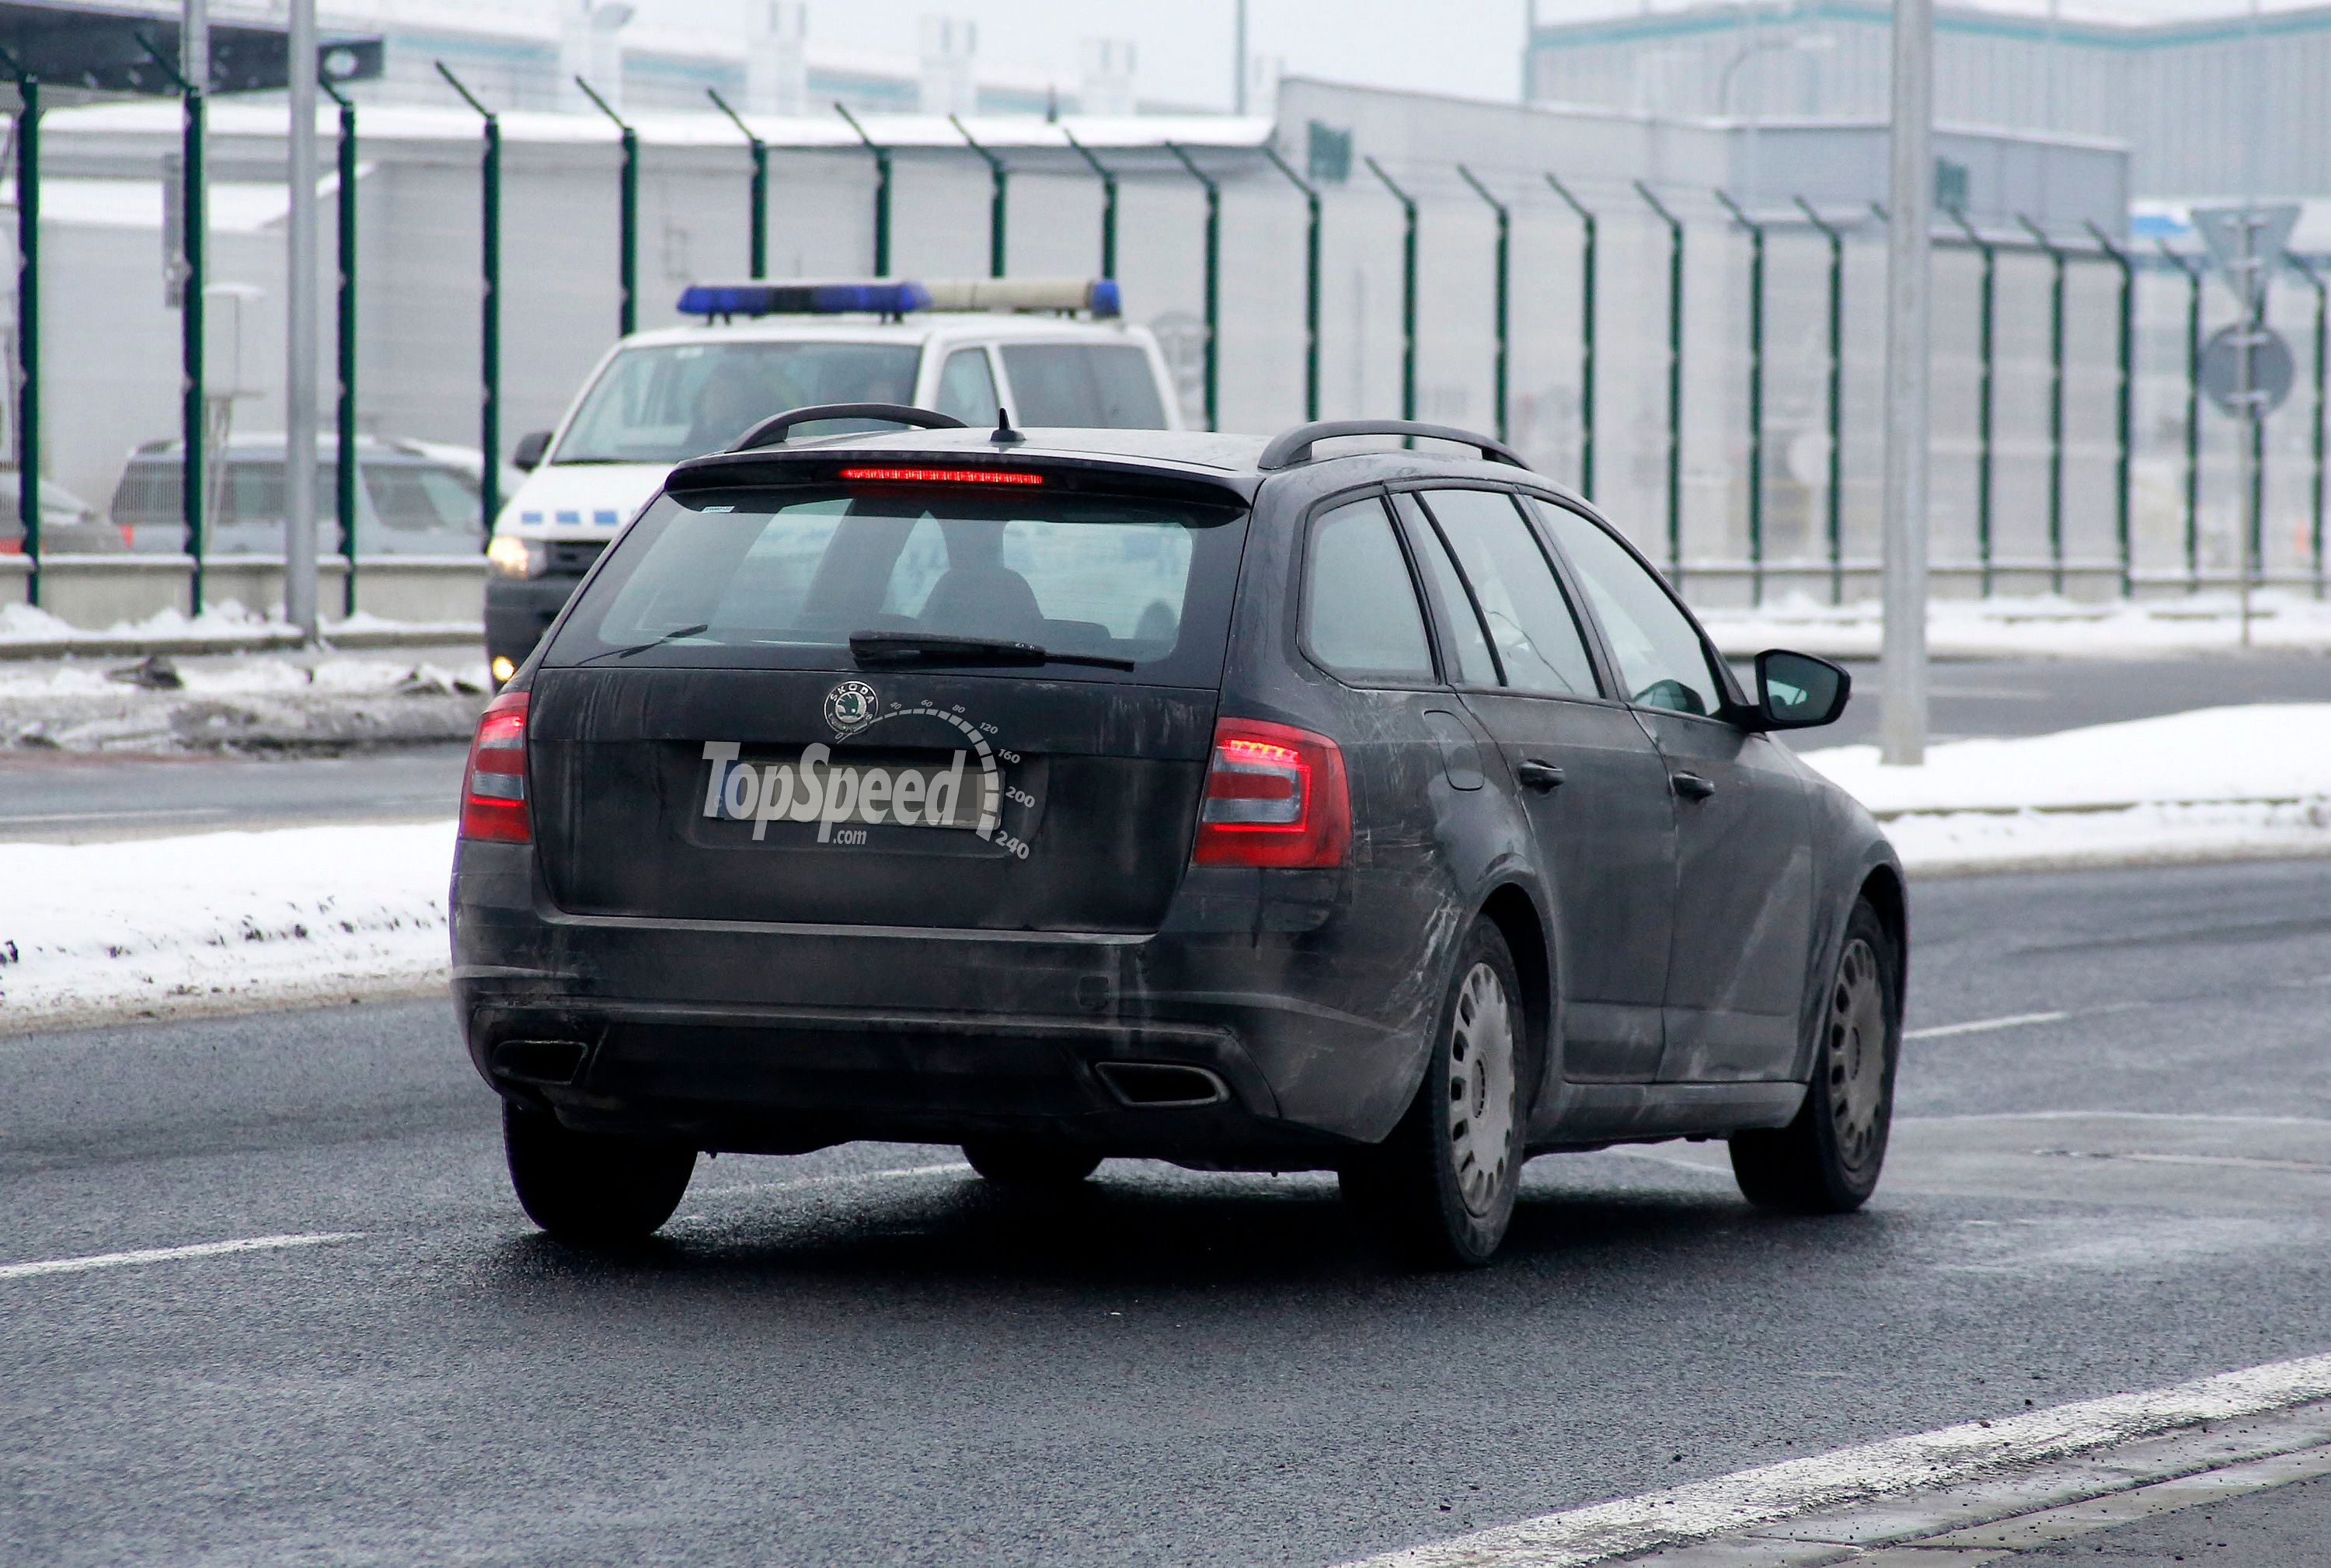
[511,430,552,472]
[1751,649,1851,730]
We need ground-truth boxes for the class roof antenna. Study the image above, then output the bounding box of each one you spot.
[991,406,1026,445]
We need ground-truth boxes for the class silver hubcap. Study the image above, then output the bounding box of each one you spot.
[1447,961,1518,1217]
[1825,937,1889,1168]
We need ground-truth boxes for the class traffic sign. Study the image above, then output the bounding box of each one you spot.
[2191,204,2300,308]
[2200,324,2295,417]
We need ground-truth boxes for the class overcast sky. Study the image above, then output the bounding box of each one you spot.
[797,0,1553,111]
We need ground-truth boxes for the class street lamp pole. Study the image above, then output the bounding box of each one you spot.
[1881,0,1932,765]
[284,0,319,638]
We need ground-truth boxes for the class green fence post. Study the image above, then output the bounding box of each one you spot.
[834,104,890,275]
[1714,190,1765,603]
[573,78,636,336]
[1060,127,1118,281]
[2083,221,2135,598]
[1945,208,1999,597]
[2291,256,2329,598]
[138,34,207,608]
[1166,142,1221,432]
[1364,156,1418,426]
[321,77,360,615]
[706,89,767,279]
[2156,242,2204,592]
[1636,180,1686,580]
[2016,214,2068,594]
[1795,197,1850,604]
[949,116,1007,279]
[0,51,38,606]
[1456,166,1510,444]
[1260,145,1321,421]
[1544,173,1597,499]
[437,63,500,539]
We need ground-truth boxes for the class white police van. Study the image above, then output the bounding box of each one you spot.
[483,277,1179,683]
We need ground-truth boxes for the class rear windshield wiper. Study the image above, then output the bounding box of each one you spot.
[573,623,711,665]
[848,630,1136,672]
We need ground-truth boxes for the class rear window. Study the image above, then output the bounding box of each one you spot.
[547,481,1247,686]
[556,342,923,464]
[998,345,1167,429]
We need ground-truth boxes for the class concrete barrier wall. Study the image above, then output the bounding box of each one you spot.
[0,557,486,632]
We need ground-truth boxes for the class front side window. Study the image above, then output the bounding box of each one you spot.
[550,482,1244,686]
[1534,501,1726,717]
[933,349,1000,427]
[998,344,1168,429]
[1416,489,1599,699]
[555,342,922,464]
[1303,498,1433,683]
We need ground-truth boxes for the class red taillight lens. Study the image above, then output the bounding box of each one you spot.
[459,690,531,843]
[1192,717,1350,869]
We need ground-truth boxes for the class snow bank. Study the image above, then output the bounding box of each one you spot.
[1800,704,2331,874]
[0,821,455,1033]
[1702,590,2331,659]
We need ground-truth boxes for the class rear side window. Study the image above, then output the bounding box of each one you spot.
[1303,499,1433,683]
[1416,489,1599,699]
[550,481,1246,686]
[364,465,481,535]
[998,344,1167,428]
[1399,499,1500,687]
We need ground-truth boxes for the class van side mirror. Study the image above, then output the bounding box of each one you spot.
[1751,649,1851,730]
[512,430,552,472]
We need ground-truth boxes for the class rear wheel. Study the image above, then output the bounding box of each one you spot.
[1730,898,1900,1214]
[1340,918,1528,1268]
[961,1138,1103,1189]
[502,1099,696,1244]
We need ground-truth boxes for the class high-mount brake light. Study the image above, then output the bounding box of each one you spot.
[459,690,531,843]
[1192,718,1350,870]
[838,467,1044,486]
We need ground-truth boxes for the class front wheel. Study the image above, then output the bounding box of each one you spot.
[503,1100,697,1244]
[1340,918,1529,1268]
[1729,898,1901,1214]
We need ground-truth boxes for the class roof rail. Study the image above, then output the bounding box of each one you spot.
[730,403,968,453]
[1257,420,1529,472]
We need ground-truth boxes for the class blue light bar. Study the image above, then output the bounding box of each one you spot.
[676,280,935,318]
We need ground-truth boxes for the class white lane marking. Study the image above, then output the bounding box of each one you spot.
[2036,1148,2331,1176]
[1342,1350,2331,1568]
[0,1231,361,1282]
[1907,1010,2070,1040]
[1598,1149,1733,1178]
[0,807,233,825]
[1911,1111,2331,1127]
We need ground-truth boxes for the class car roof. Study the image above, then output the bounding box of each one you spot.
[667,423,1591,509]
[615,314,1148,351]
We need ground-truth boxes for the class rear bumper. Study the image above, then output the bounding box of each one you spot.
[451,843,1432,1162]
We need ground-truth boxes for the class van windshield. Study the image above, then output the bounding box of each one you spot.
[547,484,1248,686]
[555,343,922,464]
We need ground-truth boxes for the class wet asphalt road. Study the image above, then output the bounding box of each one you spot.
[0,652,2324,841]
[5,857,2330,1566]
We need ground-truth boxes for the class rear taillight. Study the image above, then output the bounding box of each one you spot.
[459,690,531,843]
[1191,717,1350,869]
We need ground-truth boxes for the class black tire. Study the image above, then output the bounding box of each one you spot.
[1730,898,1901,1214]
[502,1099,697,1244]
[961,1138,1103,1188]
[1340,917,1531,1268]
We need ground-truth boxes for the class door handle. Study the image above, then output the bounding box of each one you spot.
[1515,760,1566,792]
[1671,771,1716,802]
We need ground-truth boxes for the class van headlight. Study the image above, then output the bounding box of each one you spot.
[487,535,546,578]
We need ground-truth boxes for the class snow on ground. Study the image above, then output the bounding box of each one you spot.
[0,821,455,1033]
[2,707,2325,1031]
[1702,590,2331,659]
[1800,704,2331,875]
[0,601,476,650]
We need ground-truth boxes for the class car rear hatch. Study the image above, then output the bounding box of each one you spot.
[524,449,1250,934]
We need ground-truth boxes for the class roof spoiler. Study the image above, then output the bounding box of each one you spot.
[1258,420,1529,472]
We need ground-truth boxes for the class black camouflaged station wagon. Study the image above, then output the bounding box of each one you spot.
[451,407,1906,1267]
